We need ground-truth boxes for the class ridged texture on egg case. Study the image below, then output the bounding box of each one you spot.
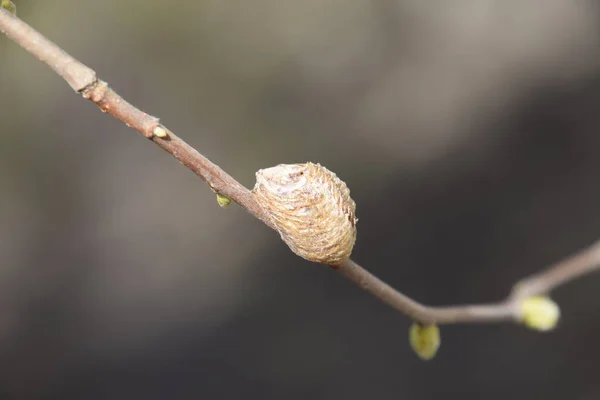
[252,162,357,265]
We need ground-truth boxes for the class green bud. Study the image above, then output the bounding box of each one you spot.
[216,193,232,208]
[409,323,440,360]
[1,0,16,15]
[520,296,560,331]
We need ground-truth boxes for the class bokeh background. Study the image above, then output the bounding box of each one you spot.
[1,0,600,398]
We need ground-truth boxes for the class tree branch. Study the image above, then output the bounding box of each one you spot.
[1,9,598,327]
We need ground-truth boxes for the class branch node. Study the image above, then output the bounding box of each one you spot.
[66,62,97,92]
[81,80,107,103]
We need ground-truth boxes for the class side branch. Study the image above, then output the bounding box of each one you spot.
[1,9,598,327]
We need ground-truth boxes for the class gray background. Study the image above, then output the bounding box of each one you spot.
[1,1,600,398]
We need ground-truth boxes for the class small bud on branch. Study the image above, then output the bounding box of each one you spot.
[409,323,441,360]
[519,296,560,331]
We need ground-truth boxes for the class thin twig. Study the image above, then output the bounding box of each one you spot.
[1,9,598,326]
[510,239,600,300]
[338,258,517,325]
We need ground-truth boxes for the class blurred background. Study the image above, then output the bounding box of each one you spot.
[1,0,600,398]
